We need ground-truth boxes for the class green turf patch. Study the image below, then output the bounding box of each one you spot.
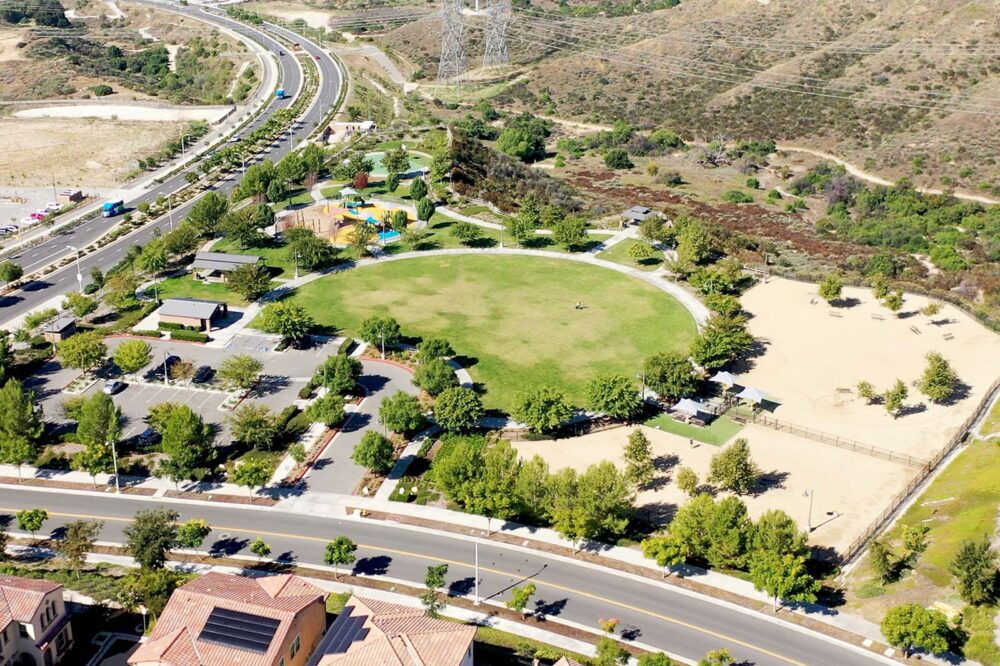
[963,604,1000,666]
[644,413,744,446]
[271,189,315,212]
[597,238,664,272]
[153,275,250,306]
[283,255,697,411]
[212,237,295,278]
[980,397,1000,436]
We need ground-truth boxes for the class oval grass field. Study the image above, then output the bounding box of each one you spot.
[289,254,698,412]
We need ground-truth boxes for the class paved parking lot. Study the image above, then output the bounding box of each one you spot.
[102,382,231,441]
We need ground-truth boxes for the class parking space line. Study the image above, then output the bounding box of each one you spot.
[196,394,214,410]
[146,386,168,404]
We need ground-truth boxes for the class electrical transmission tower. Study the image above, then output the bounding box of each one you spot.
[482,0,511,69]
[438,0,467,81]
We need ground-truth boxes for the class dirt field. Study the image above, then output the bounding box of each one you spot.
[0,117,188,188]
[242,1,333,28]
[739,278,1000,461]
[14,104,231,122]
[513,423,913,555]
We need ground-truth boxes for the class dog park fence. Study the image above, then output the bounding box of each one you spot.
[839,375,1000,565]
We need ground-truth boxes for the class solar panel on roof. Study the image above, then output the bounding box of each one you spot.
[322,612,369,655]
[200,607,280,653]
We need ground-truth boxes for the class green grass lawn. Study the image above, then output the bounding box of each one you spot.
[283,254,697,411]
[597,238,664,272]
[645,413,744,446]
[154,275,249,306]
[271,189,314,212]
[212,237,295,278]
[980,397,1000,436]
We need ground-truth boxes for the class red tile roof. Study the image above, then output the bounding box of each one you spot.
[0,576,61,630]
[129,573,324,666]
[315,597,475,666]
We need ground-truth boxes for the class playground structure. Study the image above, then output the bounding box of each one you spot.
[278,192,416,246]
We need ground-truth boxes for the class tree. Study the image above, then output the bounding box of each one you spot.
[506,583,537,617]
[464,441,520,534]
[256,301,315,342]
[16,509,47,543]
[56,520,103,577]
[434,387,484,432]
[315,354,362,395]
[856,380,876,404]
[0,261,23,286]
[818,274,843,303]
[0,380,43,480]
[379,392,426,435]
[352,431,395,473]
[451,221,484,246]
[749,550,819,611]
[880,604,950,657]
[74,392,122,485]
[689,315,755,370]
[676,466,699,496]
[656,494,713,563]
[553,216,588,249]
[587,373,642,421]
[512,386,573,433]
[497,127,546,163]
[287,229,336,270]
[325,536,357,578]
[417,336,453,362]
[883,379,908,418]
[0,525,9,561]
[177,519,211,560]
[414,197,434,223]
[414,358,459,396]
[562,461,636,545]
[306,393,346,427]
[124,507,179,570]
[705,496,754,569]
[950,539,998,605]
[624,429,655,488]
[505,214,534,247]
[642,534,685,577]
[186,191,229,237]
[918,352,959,403]
[350,222,376,256]
[229,404,280,450]
[676,220,715,265]
[753,509,808,558]
[221,210,266,248]
[901,524,929,564]
[626,241,656,265]
[359,315,402,357]
[383,146,410,175]
[114,339,152,375]
[882,289,905,315]
[708,438,761,494]
[638,654,675,666]
[408,177,428,201]
[698,649,735,666]
[226,263,271,300]
[869,538,896,585]
[643,352,699,401]
[116,568,182,616]
[218,354,263,390]
[639,216,669,244]
[385,171,400,194]
[58,331,107,372]
[422,563,448,617]
[232,456,273,500]
[250,537,271,562]
[159,404,211,476]
[594,637,629,665]
[63,291,98,318]
[920,302,942,319]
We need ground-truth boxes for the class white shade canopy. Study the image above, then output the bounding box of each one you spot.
[340,187,359,195]
[737,386,767,403]
[674,398,709,415]
[709,371,739,386]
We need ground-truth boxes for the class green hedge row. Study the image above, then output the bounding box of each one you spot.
[170,329,209,343]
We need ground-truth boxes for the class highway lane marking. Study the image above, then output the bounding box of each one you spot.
[0,506,808,665]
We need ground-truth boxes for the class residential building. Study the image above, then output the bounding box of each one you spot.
[128,573,326,666]
[157,298,228,332]
[0,575,74,666]
[191,251,263,282]
[308,596,475,666]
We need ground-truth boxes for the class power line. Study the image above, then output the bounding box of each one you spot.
[482,0,511,69]
[438,0,467,81]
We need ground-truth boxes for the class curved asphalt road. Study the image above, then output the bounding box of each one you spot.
[0,486,889,666]
[0,4,343,324]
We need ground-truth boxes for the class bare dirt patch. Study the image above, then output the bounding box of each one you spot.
[0,117,188,188]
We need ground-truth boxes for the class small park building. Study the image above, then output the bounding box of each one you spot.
[158,298,227,332]
[192,251,262,282]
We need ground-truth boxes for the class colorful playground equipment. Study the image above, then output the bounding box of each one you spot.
[279,187,415,245]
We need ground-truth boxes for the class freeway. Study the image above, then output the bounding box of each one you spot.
[0,488,892,666]
[0,4,344,325]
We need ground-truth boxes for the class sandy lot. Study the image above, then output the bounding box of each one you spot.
[14,104,232,122]
[738,278,1000,461]
[0,29,26,63]
[513,423,913,555]
[0,118,188,188]
[244,1,332,28]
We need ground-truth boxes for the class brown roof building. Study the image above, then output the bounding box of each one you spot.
[129,572,326,666]
[308,596,475,666]
[0,575,74,665]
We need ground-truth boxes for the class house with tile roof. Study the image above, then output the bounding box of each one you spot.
[308,596,475,666]
[128,572,326,666]
[0,575,74,666]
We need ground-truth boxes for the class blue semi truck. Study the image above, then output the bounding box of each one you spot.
[101,199,125,217]
[276,88,286,100]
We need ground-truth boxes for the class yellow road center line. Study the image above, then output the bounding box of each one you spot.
[2,507,807,665]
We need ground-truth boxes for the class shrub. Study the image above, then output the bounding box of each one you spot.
[721,190,754,204]
[604,148,633,170]
[131,330,163,339]
[169,330,209,343]
[337,337,355,355]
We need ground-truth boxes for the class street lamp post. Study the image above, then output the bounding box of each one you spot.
[66,245,83,291]
[803,489,814,532]
[162,351,170,387]
[109,437,120,494]
[293,251,300,280]
[167,194,174,231]
[379,332,385,359]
